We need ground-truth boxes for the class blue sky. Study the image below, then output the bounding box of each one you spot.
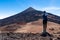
[0,0,60,19]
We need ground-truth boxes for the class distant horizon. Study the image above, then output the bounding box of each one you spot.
[0,0,60,19]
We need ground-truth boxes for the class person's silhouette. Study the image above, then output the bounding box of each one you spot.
[40,11,48,37]
[41,11,51,37]
[41,11,52,37]
[43,11,47,33]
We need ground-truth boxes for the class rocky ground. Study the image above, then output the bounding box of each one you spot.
[0,33,60,40]
[0,20,60,40]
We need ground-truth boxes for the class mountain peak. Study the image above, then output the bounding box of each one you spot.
[27,7,35,10]
[24,7,36,12]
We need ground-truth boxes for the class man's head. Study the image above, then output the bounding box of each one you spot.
[43,11,48,16]
[44,11,46,13]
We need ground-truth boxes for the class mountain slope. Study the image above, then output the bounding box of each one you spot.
[0,7,60,33]
[0,7,60,27]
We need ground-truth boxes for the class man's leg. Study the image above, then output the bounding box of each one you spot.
[41,20,51,37]
[43,20,47,33]
[40,20,47,36]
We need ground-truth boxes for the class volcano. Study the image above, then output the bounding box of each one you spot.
[0,7,60,33]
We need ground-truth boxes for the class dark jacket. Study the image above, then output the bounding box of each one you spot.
[43,14,47,21]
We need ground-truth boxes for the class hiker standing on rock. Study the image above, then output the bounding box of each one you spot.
[43,11,48,33]
[41,11,50,37]
[41,11,52,37]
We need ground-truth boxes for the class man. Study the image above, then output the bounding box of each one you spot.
[41,11,51,37]
[43,11,48,33]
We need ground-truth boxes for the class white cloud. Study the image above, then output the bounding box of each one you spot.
[40,6,60,11]
[37,6,60,16]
